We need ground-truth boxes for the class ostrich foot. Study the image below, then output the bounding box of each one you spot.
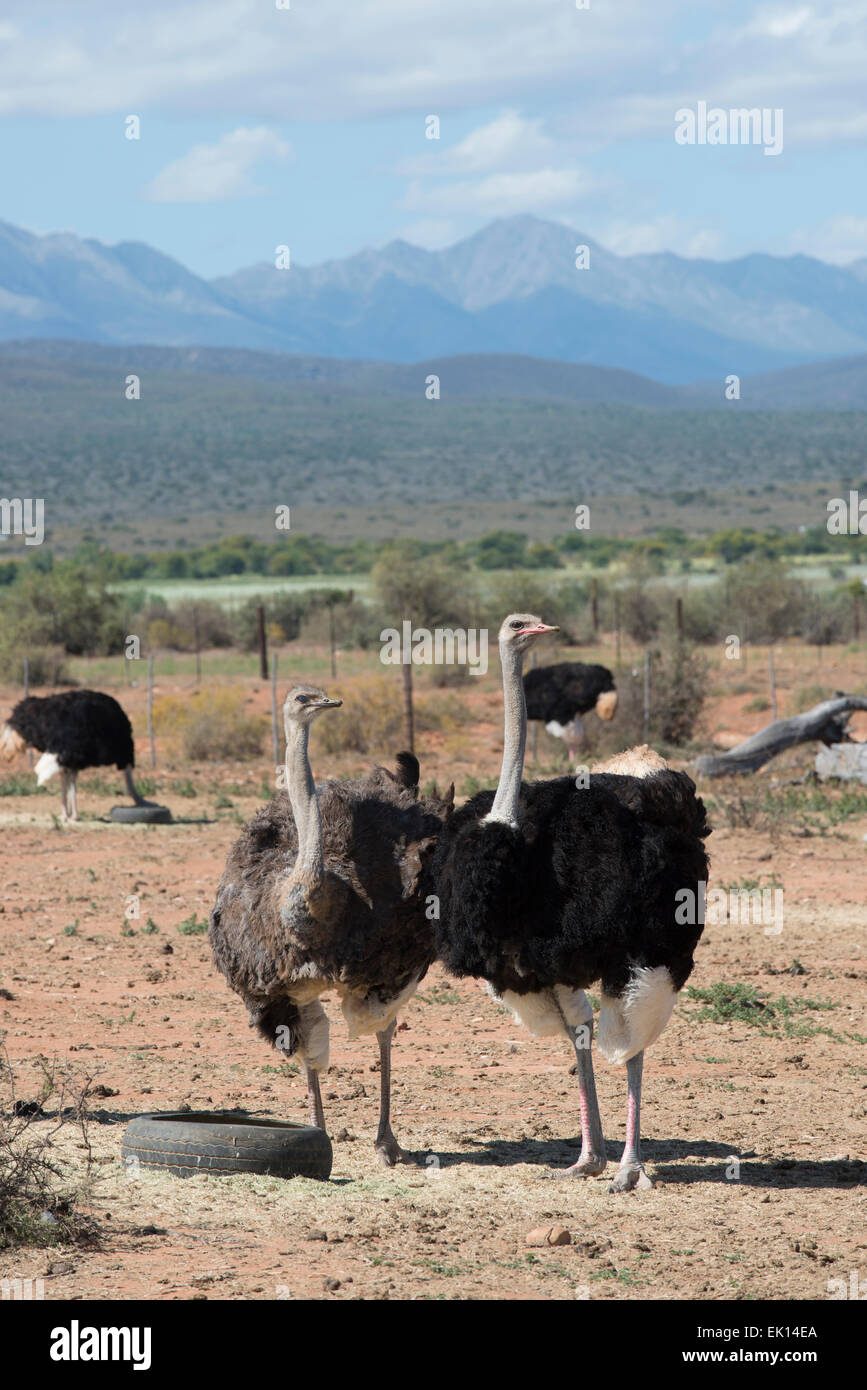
[608,1162,654,1193]
[542,1152,607,1180]
[374,1132,417,1167]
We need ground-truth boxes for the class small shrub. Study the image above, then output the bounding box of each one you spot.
[0,1050,97,1250]
[153,690,264,762]
[177,913,209,935]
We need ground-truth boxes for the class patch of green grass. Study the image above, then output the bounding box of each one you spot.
[261,1062,299,1078]
[694,1055,728,1064]
[63,921,79,937]
[719,873,783,893]
[710,782,867,835]
[177,913,209,935]
[413,1259,464,1277]
[684,982,841,1039]
[171,779,198,798]
[214,792,235,810]
[590,1267,648,1285]
[0,776,44,797]
[140,918,159,935]
[416,986,460,1006]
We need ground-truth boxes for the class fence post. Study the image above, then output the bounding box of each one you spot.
[193,605,202,687]
[147,653,156,770]
[257,604,269,681]
[271,653,280,770]
[328,599,337,679]
[23,658,32,767]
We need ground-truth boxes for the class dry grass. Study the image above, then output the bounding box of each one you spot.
[152,690,265,762]
[316,675,470,755]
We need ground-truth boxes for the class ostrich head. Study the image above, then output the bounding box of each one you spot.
[283,685,342,737]
[497,613,559,655]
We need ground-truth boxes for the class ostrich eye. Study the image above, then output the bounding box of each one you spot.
[296,694,310,704]
[510,620,524,631]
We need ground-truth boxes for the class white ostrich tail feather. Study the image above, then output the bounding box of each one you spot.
[35,752,61,785]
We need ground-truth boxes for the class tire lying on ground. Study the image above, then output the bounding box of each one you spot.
[110,804,173,824]
[122,1112,333,1181]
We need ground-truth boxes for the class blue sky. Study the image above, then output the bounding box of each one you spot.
[1,0,866,277]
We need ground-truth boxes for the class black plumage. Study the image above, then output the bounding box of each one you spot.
[6,690,135,770]
[431,613,711,1190]
[433,770,710,1001]
[523,662,616,725]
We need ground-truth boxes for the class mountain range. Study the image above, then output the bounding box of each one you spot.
[2,215,867,386]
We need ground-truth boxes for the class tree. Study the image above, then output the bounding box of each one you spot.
[372,547,477,751]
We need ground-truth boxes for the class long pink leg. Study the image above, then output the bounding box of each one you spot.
[609,1050,654,1192]
[545,1021,607,1178]
[374,1019,414,1167]
[306,1067,326,1130]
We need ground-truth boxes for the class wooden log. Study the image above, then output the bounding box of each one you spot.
[693,694,867,777]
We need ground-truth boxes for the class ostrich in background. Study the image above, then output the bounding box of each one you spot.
[433,616,710,1192]
[209,685,453,1164]
[0,690,149,822]
[523,661,618,762]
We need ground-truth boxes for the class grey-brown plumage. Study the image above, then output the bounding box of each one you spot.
[209,685,453,1164]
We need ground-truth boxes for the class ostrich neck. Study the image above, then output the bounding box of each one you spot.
[285,722,324,884]
[486,641,527,827]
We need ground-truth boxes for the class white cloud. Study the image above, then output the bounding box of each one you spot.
[394,218,458,249]
[144,126,291,203]
[787,214,867,263]
[598,217,724,259]
[397,111,552,176]
[403,167,599,219]
[0,0,863,151]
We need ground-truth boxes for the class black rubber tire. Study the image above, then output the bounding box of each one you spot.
[110,804,174,824]
[121,1111,333,1181]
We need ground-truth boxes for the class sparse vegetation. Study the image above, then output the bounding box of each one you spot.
[0,1050,97,1250]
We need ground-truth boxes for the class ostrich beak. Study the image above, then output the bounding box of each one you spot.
[316,697,342,709]
[521,623,559,636]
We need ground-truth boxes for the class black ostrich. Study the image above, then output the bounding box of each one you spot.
[523,661,618,761]
[433,616,711,1192]
[0,690,148,822]
[209,685,454,1164]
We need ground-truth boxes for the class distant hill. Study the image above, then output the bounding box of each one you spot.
[3,215,867,383]
[0,342,864,535]
[1,338,864,409]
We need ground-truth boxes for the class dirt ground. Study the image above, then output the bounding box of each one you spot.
[1,644,865,1301]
